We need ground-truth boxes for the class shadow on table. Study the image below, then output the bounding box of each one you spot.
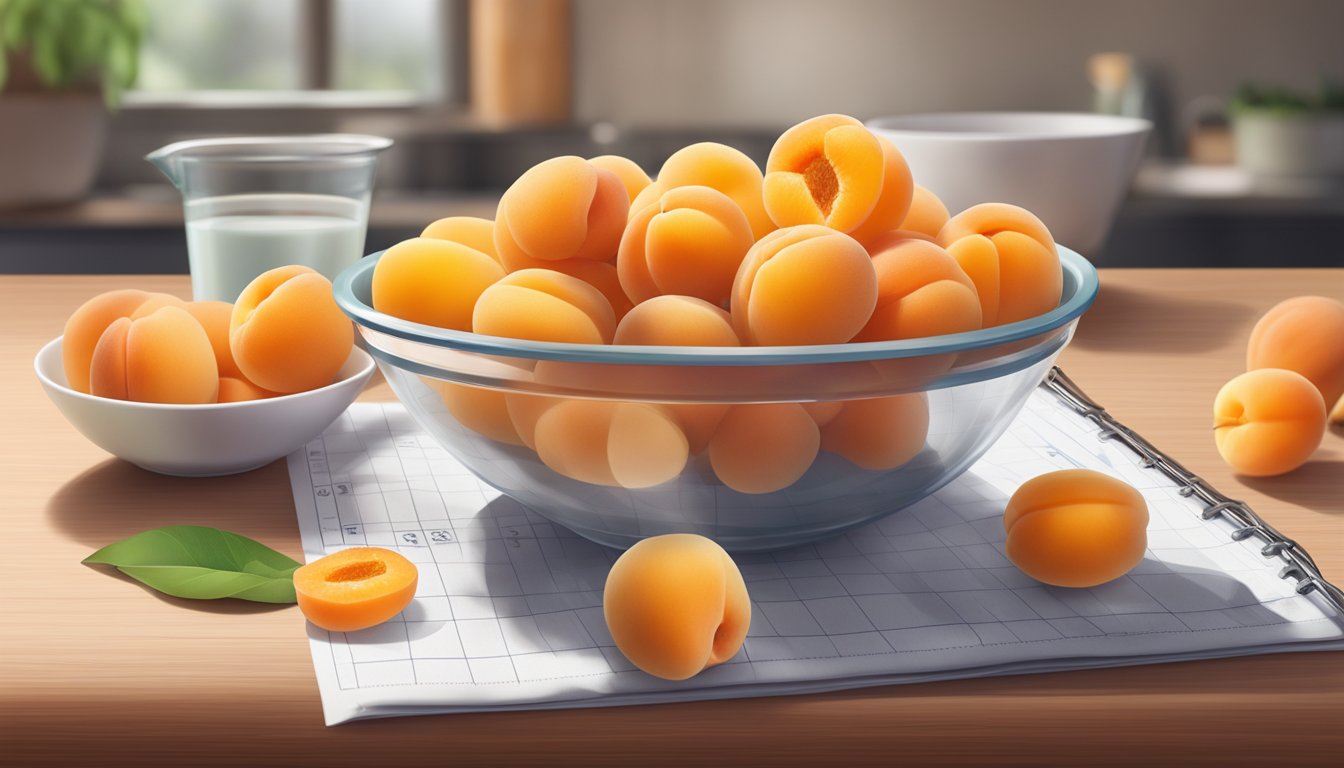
[1239,460,1344,515]
[1071,282,1255,354]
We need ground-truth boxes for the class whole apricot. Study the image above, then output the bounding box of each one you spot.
[896,185,951,239]
[938,203,1062,327]
[505,392,565,450]
[708,403,820,494]
[89,306,219,404]
[184,300,244,379]
[730,225,878,346]
[425,378,524,446]
[853,234,982,342]
[821,393,929,471]
[420,216,500,263]
[217,376,278,403]
[603,533,750,681]
[294,547,418,632]
[494,156,629,267]
[372,237,505,330]
[763,114,885,233]
[1004,469,1149,588]
[1214,368,1325,476]
[1246,295,1344,411]
[534,399,689,488]
[472,268,617,344]
[843,134,916,246]
[618,185,755,306]
[656,142,773,239]
[589,154,653,203]
[62,289,158,393]
[614,295,740,348]
[230,265,354,394]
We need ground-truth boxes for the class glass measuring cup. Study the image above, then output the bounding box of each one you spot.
[147,135,392,302]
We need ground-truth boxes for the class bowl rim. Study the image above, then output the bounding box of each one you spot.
[34,337,376,411]
[866,112,1153,142]
[334,247,1098,366]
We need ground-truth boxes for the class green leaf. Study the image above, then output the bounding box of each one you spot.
[84,525,303,604]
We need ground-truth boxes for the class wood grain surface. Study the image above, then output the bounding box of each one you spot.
[2,270,1341,766]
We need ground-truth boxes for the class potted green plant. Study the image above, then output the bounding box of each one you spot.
[0,0,144,208]
[1230,79,1344,178]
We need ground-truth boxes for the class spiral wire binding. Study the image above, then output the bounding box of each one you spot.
[1043,367,1344,613]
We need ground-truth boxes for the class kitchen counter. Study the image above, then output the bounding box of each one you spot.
[2,270,1342,766]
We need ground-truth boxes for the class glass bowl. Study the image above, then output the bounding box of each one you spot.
[334,248,1098,552]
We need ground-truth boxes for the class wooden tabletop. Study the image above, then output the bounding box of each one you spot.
[2,270,1341,766]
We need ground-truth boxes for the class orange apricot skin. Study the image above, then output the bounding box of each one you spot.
[1246,295,1344,411]
[731,225,878,346]
[938,203,1062,327]
[472,268,617,345]
[90,307,220,404]
[844,134,916,246]
[372,237,505,330]
[494,156,629,265]
[425,378,524,446]
[589,154,652,203]
[614,295,740,347]
[853,235,982,343]
[533,399,689,489]
[709,403,820,494]
[62,289,151,392]
[1004,469,1149,588]
[618,185,755,306]
[657,142,773,240]
[217,376,279,403]
[294,547,418,633]
[420,216,500,262]
[1214,368,1325,477]
[764,114,885,233]
[184,300,244,379]
[230,266,354,394]
[821,393,929,471]
[603,534,750,680]
[896,185,951,239]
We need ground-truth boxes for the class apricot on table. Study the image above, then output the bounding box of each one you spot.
[184,300,244,380]
[895,185,951,239]
[709,403,820,494]
[763,114,885,234]
[731,225,878,346]
[1214,368,1325,477]
[656,142,773,239]
[843,134,916,246]
[216,376,278,403]
[89,306,219,404]
[494,156,629,268]
[472,268,617,344]
[1246,295,1344,412]
[1004,469,1149,588]
[821,393,929,471]
[853,234,982,342]
[938,203,1062,327]
[372,237,505,330]
[589,154,653,203]
[420,216,500,263]
[603,533,750,681]
[294,547,419,632]
[230,265,354,394]
[533,399,689,488]
[618,185,755,306]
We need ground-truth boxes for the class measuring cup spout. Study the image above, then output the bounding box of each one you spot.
[145,143,184,189]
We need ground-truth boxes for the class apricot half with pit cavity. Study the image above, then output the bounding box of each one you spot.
[763,114,886,234]
[294,547,419,632]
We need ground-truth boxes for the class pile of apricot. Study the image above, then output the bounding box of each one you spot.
[373,114,1066,494]
[63,265,354,405]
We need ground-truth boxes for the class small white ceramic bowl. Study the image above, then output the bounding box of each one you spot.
[35,337,374,477]
[867,112,1151,255]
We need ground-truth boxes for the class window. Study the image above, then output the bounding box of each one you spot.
[133,0,456,103]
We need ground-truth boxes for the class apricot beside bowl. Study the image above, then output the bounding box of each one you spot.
[335,248,1097,552]
[36,337,374,477]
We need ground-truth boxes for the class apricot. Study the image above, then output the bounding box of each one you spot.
[708,403,820,493]
[896,185,951,239]
[603,533,750,681]
[230,265,354,394]
[1246,296,1344,411]
[472,268,617,344]
[589,154,653,203]
[217,376,278,403]
[128,293,187,319]
[1214,368,1325,476]
[614,295,740,347]
[62,289,162,393]
[534,399,689,488]
[294,547,418,632]
[842,134,916,246]
[628,181,664,220]
[938,203,1062,327]
[853,234,982,342]
[1004,469,1149,588]
[372,237,505,330]
[504,392,565,449]
[89,307,219,404]
[184,300,244,379]
[494,156,629,267]
[425,378,523,446]
[730,225,878,346]
[802,400,843,427]
[820,393,929,471]
[618,185,755,306]
[656,142,773,239]
[420,216,500,263]
[763,114,885,234]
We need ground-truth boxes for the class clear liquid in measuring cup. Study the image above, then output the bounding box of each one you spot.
[184,193,367,302]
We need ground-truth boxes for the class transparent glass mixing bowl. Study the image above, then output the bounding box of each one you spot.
[334,248,1098,552]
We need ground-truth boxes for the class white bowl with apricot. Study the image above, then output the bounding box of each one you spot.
[38,265,373,477]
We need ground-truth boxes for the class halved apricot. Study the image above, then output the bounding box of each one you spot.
[294,547,419,632]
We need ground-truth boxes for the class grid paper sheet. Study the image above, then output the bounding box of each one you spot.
[289,387,1344,725]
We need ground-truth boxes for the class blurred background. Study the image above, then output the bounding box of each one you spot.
[1,0,1342,272]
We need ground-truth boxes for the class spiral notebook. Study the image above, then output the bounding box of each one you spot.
[287,368,1344,725]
